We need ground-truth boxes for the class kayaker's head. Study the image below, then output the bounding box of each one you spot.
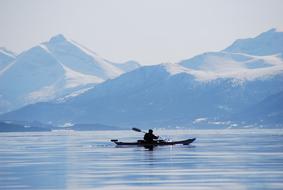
[148,129,153,134]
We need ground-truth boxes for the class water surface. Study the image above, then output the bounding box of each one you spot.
[0,129,283,190]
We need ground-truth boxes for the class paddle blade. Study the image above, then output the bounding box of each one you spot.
[132,127,142,132]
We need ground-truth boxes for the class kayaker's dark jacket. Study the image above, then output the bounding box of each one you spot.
[144,132,158,143]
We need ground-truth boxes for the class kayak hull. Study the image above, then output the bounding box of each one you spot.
[111,138,196,146]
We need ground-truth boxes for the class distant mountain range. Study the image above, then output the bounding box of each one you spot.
[1,28,283,129]
[0,120,121,132]
[0,35,140,113]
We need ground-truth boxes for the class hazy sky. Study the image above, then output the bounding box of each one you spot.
[1,0,283,65]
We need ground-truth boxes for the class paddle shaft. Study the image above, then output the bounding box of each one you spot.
[132,127,164,140]
[132,127,146,133]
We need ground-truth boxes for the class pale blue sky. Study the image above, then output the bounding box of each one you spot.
[0,0,283,65]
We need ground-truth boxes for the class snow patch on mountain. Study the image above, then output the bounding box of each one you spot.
[70,40,124,77]
[0,60,16,76]
[43,36,123,80]
[60,63,103,88]
[56,87,94,103]
[113,60,140,72]
[70,40,140,73]
[0,47,16,58]
[26,84,58,103]
[0,48,16,71]
[38,44,52,54]
[40,43,104,88]
[168,54,283,82]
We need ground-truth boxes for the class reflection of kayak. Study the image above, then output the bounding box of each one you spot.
[111,138,196,146]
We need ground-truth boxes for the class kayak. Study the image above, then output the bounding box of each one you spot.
[111,138,196,146]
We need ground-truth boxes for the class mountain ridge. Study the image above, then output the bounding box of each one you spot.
[0,34,140,113]
[1,29,283,128]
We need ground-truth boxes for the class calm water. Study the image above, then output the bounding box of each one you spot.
[0,129,283,190]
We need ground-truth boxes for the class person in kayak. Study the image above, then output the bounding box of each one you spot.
[144,129,159,143]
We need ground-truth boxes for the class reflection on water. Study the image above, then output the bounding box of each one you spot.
[0,129,283,190]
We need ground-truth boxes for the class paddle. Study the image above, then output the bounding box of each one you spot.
[132,127,146,133]
[132,127,165,141]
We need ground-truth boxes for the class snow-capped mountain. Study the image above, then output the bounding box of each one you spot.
[43,34,124,80]
[179,28,283,81]
[0,35,140,113]
[1,29,283,128]
[224,28,283,55]
[2,63,283,127]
